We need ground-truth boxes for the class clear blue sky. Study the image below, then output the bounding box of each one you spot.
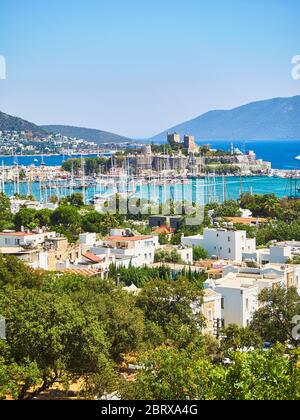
[0,0,299,138]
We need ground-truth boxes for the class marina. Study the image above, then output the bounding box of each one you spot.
[1,172,298,205]
[1,140,300,205]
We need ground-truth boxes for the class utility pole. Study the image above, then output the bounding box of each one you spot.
[214,318,225,340]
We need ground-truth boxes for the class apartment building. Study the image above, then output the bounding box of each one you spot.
[205,276,259,328]
[103,231,159,267]
[0,230,79,271]
[182,228,256,262]
[0,230,57,248]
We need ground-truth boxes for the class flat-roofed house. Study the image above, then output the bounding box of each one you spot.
[206,275,259,327]
[181,228,256,262]
[201,289,222,335]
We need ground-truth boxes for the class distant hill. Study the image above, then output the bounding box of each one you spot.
[150,96,300,142]
[41,125,132,144]
[0,111,48,136]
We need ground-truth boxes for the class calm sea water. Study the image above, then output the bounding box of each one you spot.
[2,141,300,201]
[1,140,300,169]
[3,176,293,204]
[0,154,98,167]
[202,139,300,170]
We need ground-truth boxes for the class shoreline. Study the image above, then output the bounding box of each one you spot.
[0,153,99,158]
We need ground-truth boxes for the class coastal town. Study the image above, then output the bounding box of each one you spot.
[0,128,300,400]
[0,129,126,156]
[1,0,300,404]
[1,189,300,330]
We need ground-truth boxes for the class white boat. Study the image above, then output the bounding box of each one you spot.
[91,193,116,205]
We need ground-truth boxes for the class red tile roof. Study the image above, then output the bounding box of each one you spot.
[0,232,36,236]
[82,252,102,264]
[106,235,154,242]
[154,226,176,234]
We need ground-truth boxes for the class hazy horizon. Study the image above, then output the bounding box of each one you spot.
[0,0,299,137]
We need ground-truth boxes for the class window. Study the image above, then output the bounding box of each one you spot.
[246,298,249,311]
[221,298,225,309]
[5,238,9,245]
[228,237,231,242]
[228,248,231,254]
[207,309,213,322]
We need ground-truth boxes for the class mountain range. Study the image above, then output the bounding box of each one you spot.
[0,111,48,137]
[0,112,131,144]
[1,95,300,144]
[151,96,300,142]
[149,95,300,142]
[41,125,131,144]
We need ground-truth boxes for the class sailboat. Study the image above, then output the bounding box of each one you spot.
[40,155,46,166]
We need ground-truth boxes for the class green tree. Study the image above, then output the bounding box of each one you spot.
[122,346,300,401]
[137,278,204,347]
[0,193,13,231]
[154,249,183,264]
[221,324,263,353]
[61,193,85,208]
[81,211,102,233]
[251,286,300,346]
[122,346,214,400]
[49,195,59,204]
[50,205,81,232]
[98,291,145,362]
[214,348,300,400]
[0,286,112,400]
[213,200,242,218]
[14,208,39,231]
[0,255,43,288]
[193,246,209,261]
[35,209,52,227]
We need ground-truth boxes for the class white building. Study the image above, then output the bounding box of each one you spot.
[223,263,300,295]
[201,289,222,335]
[243,245,292,265]
[0,230,57,248]
[158,244,193,265]
[205,276,259,328]
[207,261,300,328]
[181,228,256,262]
[10,198,58,215]
[0,246,49,270]
[103,232,159,267]
[80,229,159,268]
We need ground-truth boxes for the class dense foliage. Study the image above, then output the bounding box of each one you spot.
[0,255,299,400]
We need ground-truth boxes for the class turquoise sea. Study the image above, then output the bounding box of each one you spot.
[2,141,300,202]
[3,176,294,204]
[1,140,300,169]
